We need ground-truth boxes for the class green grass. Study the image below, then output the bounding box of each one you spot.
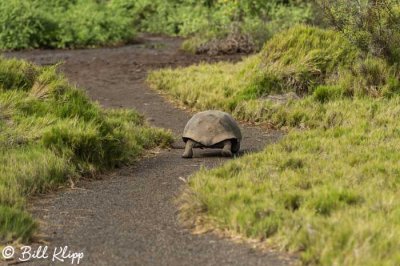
[0,57,172,243]
[149,25,361,116]
[148,25,400,265]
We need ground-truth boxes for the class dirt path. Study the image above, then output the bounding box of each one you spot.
[6,36,291,265]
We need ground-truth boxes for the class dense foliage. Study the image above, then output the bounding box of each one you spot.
[0,0,313,52]
[317,0,400,63]
[0,58,171,242]
[0,0,135,49]
[131,0,313,53]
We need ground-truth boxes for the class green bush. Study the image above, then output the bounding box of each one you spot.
[0,1,56,49]
[56,0,135,48]
[0,0,316,51]
[317,0,400,63]
[179,0,314,53]
[0,0,136,49]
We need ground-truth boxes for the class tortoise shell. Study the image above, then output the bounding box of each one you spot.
[182,110,242,146]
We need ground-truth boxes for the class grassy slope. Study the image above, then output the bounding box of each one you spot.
[0,58,172,243]
[148,25,400,265]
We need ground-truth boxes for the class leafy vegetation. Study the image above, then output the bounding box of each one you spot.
[317,0,400,63]
[0,0,313,52]
[149,25,400,265]
[0,0,136,49]
[134,0,313,54]
[0,57,172,242]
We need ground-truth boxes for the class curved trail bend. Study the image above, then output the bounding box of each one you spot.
[6,36,292,266]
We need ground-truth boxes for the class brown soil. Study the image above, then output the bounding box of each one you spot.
[5,36,293,266]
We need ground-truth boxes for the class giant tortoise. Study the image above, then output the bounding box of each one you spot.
[182,110,242,158]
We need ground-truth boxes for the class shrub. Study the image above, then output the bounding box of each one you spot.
[0,1,57,49]
[56,0,135,48]
[0,0,316,51]
[180,0,314,54]
[317,0,400,63]
[0,0,136,50]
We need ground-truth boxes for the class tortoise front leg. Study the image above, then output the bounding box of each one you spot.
[182,139,195,158]
[221,140,233,157]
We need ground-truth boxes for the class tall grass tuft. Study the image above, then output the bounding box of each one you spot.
[149,25,399,125]
[0,57,172,243]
